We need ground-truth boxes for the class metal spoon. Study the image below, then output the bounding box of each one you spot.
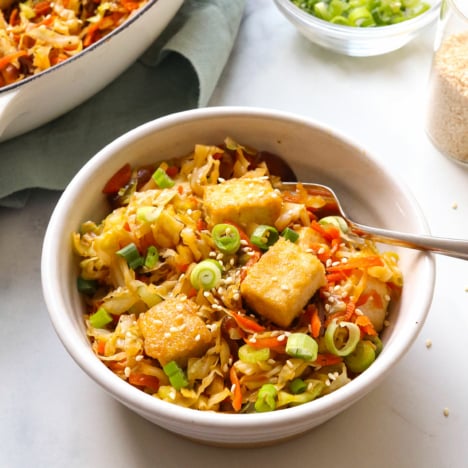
[279,181,468,261]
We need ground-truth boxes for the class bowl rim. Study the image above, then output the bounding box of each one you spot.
[41,106,436,432]
[273,0,442,38]
[0,0,180,95]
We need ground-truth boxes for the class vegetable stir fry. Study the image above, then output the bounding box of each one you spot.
[73,138,403,413]
[0,0,148,88]
[291,0,430,27]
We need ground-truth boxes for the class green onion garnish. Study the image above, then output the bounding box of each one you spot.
[116,242,144,269]
[250,225,279,250]
[89,307,113,329]
[255,383,278,412]
[289,378,307,394]
[238,344,270,364]
[77,276,98,296]
[285,333,318,361]
[212,223,241,254]
[190,259,222,290]
[319,215,348,233]
[163,361,189,390]
[152,167,175,189]
[324,319,361,356]
[344,340,376,373]
[144,246,159,269]
[281,227,299,243]
[290,0,430,27]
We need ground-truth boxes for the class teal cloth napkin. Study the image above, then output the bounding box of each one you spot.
[0,0,245,208]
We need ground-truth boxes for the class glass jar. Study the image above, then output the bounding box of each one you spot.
[425,0,468,164]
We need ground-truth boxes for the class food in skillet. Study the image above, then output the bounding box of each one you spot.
[73,138,403,413]
[0,0,148,88]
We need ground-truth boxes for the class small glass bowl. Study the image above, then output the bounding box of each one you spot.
[273,0,442,56]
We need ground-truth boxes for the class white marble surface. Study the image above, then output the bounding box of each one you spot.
[1,1,468,466]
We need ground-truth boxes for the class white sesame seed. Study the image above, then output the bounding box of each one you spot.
[425,339,432,349]
[195,334,201,341]
[443,407,450,417]
[277,334,286,342]
[124,367,131,378]
[281,284,289,291]
[187,209,193,215]
[384,294,391,302]
[451,202,458,210]
[286,360,294,368]
[135,355,143,361]
[318,247,325,255]
[164,332,171,338]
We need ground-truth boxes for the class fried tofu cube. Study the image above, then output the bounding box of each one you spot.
[203,177,282,230]
[138,297,212,366]
[240,237,326,328]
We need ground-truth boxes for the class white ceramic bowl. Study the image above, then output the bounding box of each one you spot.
[41,107,435,446]
[0,0,182,142]
[273,0,441,56]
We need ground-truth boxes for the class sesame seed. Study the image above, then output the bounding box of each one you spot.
[175,303,184,311]
[281,284,289,291]
[209,251,216,257]
[124,367,131,378]
[425,339,432,349]
[452,202,458,210]
[164,332,171,338]
[341,257,348,263]
[240,239,248,246]
[331,261,340,267]
[326,259,332,268]
[135,355,143,361]
[443,407,450,417]
[384,294,391,302]
[218,177,226,183]
[233,293,240,301]
[318,247,325,255]
[286,360,294,368]
[277,334,286,342]
[195,334,201,341]
[187,209,193,215]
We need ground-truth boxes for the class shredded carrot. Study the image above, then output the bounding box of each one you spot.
[196,218,207,231]
[229,366,243,412]
[83,21,102,47]
[129,372,160,392]
[313,353,343,367]
[245,336,286,351]
[310,305,322,339]
[231,311,265,333]
[310,220,341,243]
[9,8,19,26]
[0,50,27,70]
[96,339,106,355]
[355,315,378,336]
[326,255,384,272]
[356,289,384,309]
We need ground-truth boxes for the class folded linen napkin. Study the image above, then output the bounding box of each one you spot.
[0,0,245,208]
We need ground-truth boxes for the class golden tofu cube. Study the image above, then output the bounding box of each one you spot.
[203,177,282,230]
[240,237,326,328]
[138,297,212,366]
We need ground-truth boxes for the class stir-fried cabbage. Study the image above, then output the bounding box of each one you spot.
[73,138,403,413]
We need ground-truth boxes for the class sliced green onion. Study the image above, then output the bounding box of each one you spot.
[324,319,361,357]
[286,333,318,361]
[255,383,277,412]
[116,242,144,269]
[250,225,279,250]
[366,335,383,356]
[289,378,307,394]
[152,167,175,189]
[277,382,324,407]
[163,361,189,390]
[190,259,222,290]
[212,223,241,254]
[344,340,376,374]
[319,215,348,233]
[89,307,113,329]
[238,344,270,364]
[144,246,159,269]
[281,227,299,243]
[77,276,98,296]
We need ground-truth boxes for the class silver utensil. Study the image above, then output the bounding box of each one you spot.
[280,182,468,261]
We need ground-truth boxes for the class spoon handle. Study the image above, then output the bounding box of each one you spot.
[350,222,468,261]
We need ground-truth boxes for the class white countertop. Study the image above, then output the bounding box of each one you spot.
[1,1,467,466]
